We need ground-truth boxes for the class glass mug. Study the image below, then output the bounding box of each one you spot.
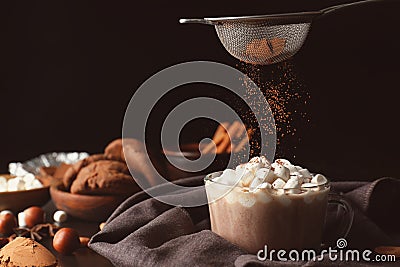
[205,171,354,254]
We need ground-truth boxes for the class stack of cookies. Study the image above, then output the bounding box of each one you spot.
[62,139,141,196]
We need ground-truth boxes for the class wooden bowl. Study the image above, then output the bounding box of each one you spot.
[0,175,50,213]
[50,185,129,222]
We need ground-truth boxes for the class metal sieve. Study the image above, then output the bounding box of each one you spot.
[180,0,382,65]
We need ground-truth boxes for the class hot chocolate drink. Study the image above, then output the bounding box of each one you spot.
[205,157,330,254]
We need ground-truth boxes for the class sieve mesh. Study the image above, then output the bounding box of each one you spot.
[181,0,379,65]
[214,21,311,65]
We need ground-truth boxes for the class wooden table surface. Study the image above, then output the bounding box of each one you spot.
[41,201,114,267]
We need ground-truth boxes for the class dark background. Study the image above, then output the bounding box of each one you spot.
[0,0,399,181]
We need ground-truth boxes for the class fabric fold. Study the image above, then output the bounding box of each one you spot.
[89,176,400,267]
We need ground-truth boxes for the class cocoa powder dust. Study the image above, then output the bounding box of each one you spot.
[237,61,310,159]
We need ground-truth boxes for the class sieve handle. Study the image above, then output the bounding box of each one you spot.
[320,0,385,15]
[179,18,214,25]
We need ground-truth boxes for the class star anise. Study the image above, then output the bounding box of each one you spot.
[12,223,60,241]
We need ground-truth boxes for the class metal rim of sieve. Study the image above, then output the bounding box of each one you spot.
[179,0,384,65]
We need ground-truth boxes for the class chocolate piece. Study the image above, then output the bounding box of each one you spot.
[63,154,106,190]
[70,160,139,195]
[0,237,57,267]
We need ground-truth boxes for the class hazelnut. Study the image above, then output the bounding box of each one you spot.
[24,206,45,228]
[53,228,80,255]
[79,236,90,247]
[0,210,13,217]
[0,213,17,236]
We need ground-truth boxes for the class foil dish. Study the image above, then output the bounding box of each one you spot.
[8,152,89,176]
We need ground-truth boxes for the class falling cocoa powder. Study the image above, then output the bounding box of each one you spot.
[237,61,310,158]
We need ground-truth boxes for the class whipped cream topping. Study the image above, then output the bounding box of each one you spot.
[211,156,328,193]
[0,173,43,192]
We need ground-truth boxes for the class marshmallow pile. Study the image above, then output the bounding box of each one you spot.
[0,173,43,192]
[212,156,328,193]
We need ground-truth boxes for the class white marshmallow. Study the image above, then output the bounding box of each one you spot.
[18,212,26,227]
[256,167,277,183]
[298,168,312,179]
[235,164,245,173]
[249,177,264,190]
[249,156,264,165]
[272,178,286,189]
[246,159,262,174]
[53,210,68,223]
[26,179,43,190]
[214,169,239,186]
[271,163,290,181]
[276,159,297,173]
[286,165,298,174]
[0,174,43,192]
[237,166,256,187]
[311,174,328,185]
[0,177,7,192]
[222,169,236,176]
[301,182,318,188]
[22,173,35,184]
[235,164,254,186]
[9,163,29,177]
[275,158,291,166]
[291,173,305,184]
[259,156,271,167]
[257,182,272,190]
[7,177,25,191]
[220,158,328,205]
[291,171,300,176]
[264,170,277,184]
[284,177,301,189]
[255,168,269,179]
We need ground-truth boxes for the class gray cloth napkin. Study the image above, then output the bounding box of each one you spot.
[89,177,400,267]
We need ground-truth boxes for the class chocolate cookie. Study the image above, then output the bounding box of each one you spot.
[70,160,139,195]
[63,154,106,190]
[104,138,146,162]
